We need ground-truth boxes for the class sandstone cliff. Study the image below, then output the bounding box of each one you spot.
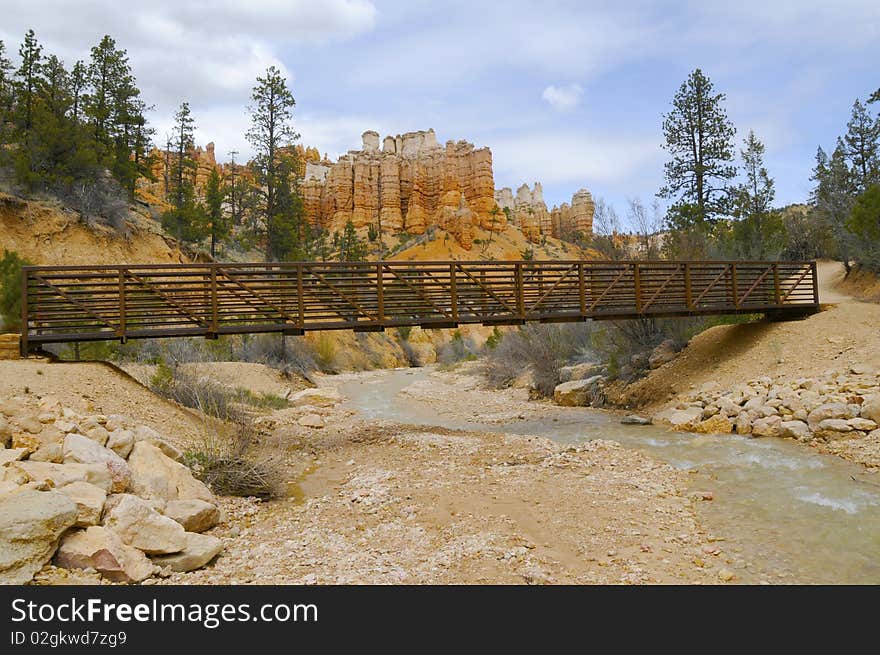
[495,183,595,244]
[302,130,503,250]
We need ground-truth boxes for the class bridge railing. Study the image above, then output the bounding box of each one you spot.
[20,260,819,354]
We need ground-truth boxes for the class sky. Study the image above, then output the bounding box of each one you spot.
[2,0,879,227]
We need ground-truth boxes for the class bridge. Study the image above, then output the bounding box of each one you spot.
[19,260,819,355]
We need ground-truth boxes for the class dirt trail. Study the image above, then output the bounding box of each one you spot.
[816,260,853,304]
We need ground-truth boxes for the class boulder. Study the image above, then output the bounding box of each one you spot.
[751,415,782,438]
[298,414,325,429]
[63,433,131,493]
[288,387,342,407]
[848,417,878,432]
[83,425,110,447]
[132,426,182,461]
[0,448,28,466]
[779,420,812,441]
[162,499,220,533]
[807,403,850,428]
[16,414,43,434]
[105,414,132,431]
[151,532,222,573]
[735,412,752,435]
[55,526,155,583]
[103,494,186,555]
[106,429,135,459]
[695,415,734,434]
[11,461,112,492]
[814,418,853,439]
[859,394,880,423]
[0,416,11,447]
[0,489,78,584]
[620,414,651,426]
[656,405,703,431]
[29,443,63,463]
[553,379,593,407]
[56,481,107,527]
[558,363,601,383]
[648,339,679,369]
[128,441,214,503]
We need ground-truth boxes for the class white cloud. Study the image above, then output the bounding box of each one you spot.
[541,84,583,112]
[491,131,663,190]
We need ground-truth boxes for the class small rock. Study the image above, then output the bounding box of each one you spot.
[162,499,220,533]
[298,414,325,429]
[0,417,12,447]
[751,415,782,438]
[861,394,880,423]
[779,420,812,441]
[63,433,131,493]
[56,481,107,527]
[103,494,186,555]
[848,417,877,432]
[621,414,651,426]
[0,448,28,466]
[11,461,112,492]
[106,429,135,459]
[695,415,733,435]
[28,442,63,463]
[718,569,735,582]
[55,526,155,583]
[132,426,182,461]
[150,532,222,572]
[735,412,752,435]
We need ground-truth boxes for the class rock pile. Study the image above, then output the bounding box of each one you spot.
[654,366,880,442]
[0,395,223,584]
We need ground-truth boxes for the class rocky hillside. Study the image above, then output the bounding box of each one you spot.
[0,192,188,266]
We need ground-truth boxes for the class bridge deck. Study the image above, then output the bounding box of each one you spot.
[20,260,819,354]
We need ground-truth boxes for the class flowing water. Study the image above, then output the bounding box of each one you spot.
[339,368,880,584]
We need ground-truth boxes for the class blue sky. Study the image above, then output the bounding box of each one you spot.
[2,1,878,228]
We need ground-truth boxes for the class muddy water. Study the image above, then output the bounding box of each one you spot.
[339,368,880,584]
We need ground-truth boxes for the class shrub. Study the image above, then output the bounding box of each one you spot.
[437,330,477,367]
[483,323,593,396]
[183,420,285,499]
[234,333,318,378]
[312,332,337,371]
[0,250,31,332]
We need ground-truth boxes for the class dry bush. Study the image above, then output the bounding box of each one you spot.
[183,420,285,499]
[483,323,594,396]
[234,333,319,378]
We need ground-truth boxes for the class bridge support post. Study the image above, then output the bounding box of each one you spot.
[20,269,28,358]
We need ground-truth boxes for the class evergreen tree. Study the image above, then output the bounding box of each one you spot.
[0,40,15,121]
[727,130,783,259]
[86,35,126,155]
[246,66,299,261]
[204,167,230,258]
[269,152,306,260]
[69,60,86,122]
[337,220,368,261]
[843,98,880,193]
[659,69,737,236]
[161,102,205,244]
[812,140,857,270]
[14,30,43,145]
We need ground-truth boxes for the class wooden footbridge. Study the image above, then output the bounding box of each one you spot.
[19,260,819,355]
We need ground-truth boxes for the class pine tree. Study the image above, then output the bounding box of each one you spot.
[204,167,230,258]
[15,30,43,146]
[86,35,126,155]
[337,219,367,261]
[69,61,86,122]
[269,152,306,260]
[659,69,737,231]
[843,98,880,193]
[0,40,14,121]
[812,139,857,270]
[246,66,299,261]
[161,102,201,243]
[728,130,783,258]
